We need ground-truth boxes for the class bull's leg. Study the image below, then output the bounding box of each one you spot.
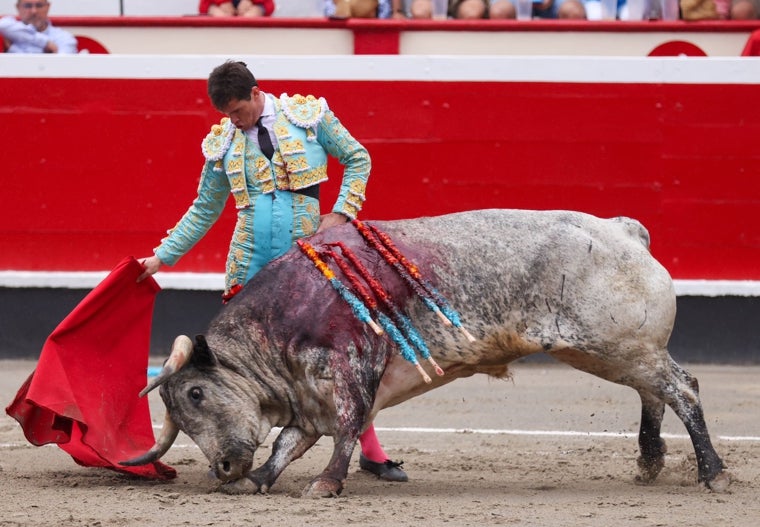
[218,426,318,495]
[302,433,360,498]
[552,349,728,491]
[659,358,729,491]
[298,351,380,498]
[635,392,667,484]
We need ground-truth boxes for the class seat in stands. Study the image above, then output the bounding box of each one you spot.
[76,35,110,54]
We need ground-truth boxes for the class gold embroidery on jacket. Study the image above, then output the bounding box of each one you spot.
[228,157,243,174]
[289,165,328,190]
[279,139,306,155]
[254,157,275,194]
[284,156,309,174]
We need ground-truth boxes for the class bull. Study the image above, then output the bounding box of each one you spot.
[122,209,729,497]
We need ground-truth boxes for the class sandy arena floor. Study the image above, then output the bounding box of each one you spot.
[1,359,758,527]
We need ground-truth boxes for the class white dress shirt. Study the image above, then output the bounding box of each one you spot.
[0,16,77,54]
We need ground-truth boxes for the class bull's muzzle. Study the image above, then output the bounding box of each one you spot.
[213,456,254,482]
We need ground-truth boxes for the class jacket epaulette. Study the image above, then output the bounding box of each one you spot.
[201,117,236,161]
[279,93,328,130]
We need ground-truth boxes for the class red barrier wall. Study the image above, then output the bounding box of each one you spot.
[2,57,759,281]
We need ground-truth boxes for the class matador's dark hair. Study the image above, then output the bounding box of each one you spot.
[207,60,258,111]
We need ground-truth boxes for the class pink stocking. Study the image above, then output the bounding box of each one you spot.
[358,423,388,463]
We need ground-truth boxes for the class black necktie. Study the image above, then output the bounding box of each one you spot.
[256,117,275,159]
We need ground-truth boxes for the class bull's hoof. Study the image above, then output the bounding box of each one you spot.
[301,477,343,498]
[635,454,665,485]
[705,471,731,493]
[217,477,260,495]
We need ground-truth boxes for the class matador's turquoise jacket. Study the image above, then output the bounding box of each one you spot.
[154,93,370,295]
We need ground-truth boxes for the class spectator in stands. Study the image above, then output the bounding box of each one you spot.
[390,0,423,16]
[582,0,627,19]
[490,0,579,18]
[199,0,275,17]
[549,0,629,19]
[721,0,759,18]
[682,0,757,19]
[327,0,391,17]
[453,0,489,16]
[0,1,77,53]
[392,0,488,17]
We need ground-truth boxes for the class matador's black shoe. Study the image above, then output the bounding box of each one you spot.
[359,454,409,482]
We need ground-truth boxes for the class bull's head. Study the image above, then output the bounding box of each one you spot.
[120,334,267,483]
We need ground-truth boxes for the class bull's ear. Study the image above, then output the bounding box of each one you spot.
[192,334,219,368]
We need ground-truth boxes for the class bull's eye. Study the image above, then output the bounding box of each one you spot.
[188,386,204,404]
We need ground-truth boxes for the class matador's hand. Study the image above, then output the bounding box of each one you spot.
[317,212,349,233]
[137,255,162,282]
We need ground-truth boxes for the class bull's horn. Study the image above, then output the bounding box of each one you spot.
[119,412,179,466]
[139,335,194,397]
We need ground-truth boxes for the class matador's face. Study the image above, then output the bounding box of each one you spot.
[219,87,265,133]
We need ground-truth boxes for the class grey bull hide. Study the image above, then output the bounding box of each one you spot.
[122,209,729,497]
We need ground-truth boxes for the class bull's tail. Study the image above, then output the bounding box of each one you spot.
[612,216,651,251]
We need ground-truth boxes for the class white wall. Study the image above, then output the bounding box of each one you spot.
[122,0,197,16]
[272,0,324,17]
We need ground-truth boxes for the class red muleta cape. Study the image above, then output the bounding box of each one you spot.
[5,256,176,479]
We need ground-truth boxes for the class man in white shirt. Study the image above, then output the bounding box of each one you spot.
[1,1,77,53]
